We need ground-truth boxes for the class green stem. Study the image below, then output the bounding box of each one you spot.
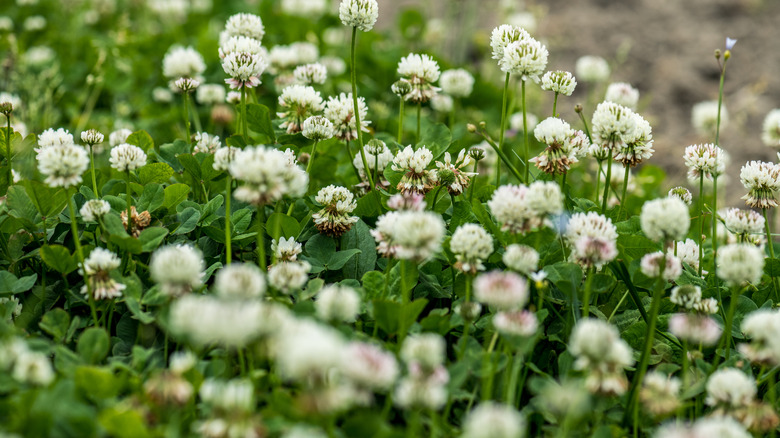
[399,259,411,346]
[618,165,630,220]
[183,93,192,149]
[459,275,473,359]
[713,174,720,300]
[583,267,595,317]
[595,160,602,204]
[190,96,202,133]
[69,191,98,327]
[481,331,499,401]
[522,79,530,183]
[125,170,133,235]
[498,71,511,166]
[241,86,248,140]
[698,173,705,277]
[764,208,779,302]
[601,149,613,213]
[306,140,319,188]
[416,101,422,143]
[715,57,728,147]
[398,97,405,144]
[681,339,690,392]
[723,287,740,361]
[5,115,11,183]
[350,26,375,192]
[430,185,444,211]
[256,206,266,270]
[468,160,478,203]
[552,92,559,117]
[225,176,232,265]
[505,352,523,405]
[482,134,523,182]
[89,145,98,196]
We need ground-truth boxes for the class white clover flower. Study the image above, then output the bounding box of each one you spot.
[590,101,636,151]
[569,318,634,396]
[193,132,221,154]
[509,112,539,132]
[109,128,133,147]
[488,184,549,234]
[224,13,265,42]
[212,146,239,172]
[302,115,335,141]
[503,244,539,275]
[268,261,311,293]
[500,37,548,82]
[171,296,270,348]
[614,112,654,167]
[341,341,399,391]
[277,85,324,133]
[668,313,721,346]
[575,55,610,82]
[392,145,436,195]
[79,199,111,222]
[162,45,206,80]
[640,372,681,417]
[150,244,205,296]
[723,208,764,245]
[218,35,263,59]
[110,143,147,172]
[401,333,445,369]
[390,211,445,261]
[80,129,104,146]
[739,308,780,366]
[640,197,690,242]
[372,212,400,258]
[604,82,639,110]
[683,143,728,180]
[267,43,316,73]
[36,143,89,188]
[490,24,530,61]
[222,52,267,90]
[147,0,188,22]
[740,160,780,209]
[565,212,619,270]
[339,0,378,31]
[174,77,200,93]
[692,100,727,137]
[640,251,682,281]
[394,366,449,410]
[80,248,125,300]
[12,350,54,386]
[541,70,577,96]
[0,296,22,320]
[0,92,21,112]
[23,45,56,66]
[717,243,765,287]
[530,117,578,175]
[229,146,308,205]
[761,109,780,148]
[353,139,393,180]
[474,271,529,310]
[493,310,538,337]
[324,93,370,141]
[271,318,345,380]
[196,84,227,106]
[312,185,358,237]
[200,378,255,411]
[706,368,756,408]
[293,63,328,85]
[272,237,302,262]
[461,402,525,438]
[281,0,328,18]
[434,149,476,196]
[169,350,196,375]
[320,55,347,76]
[670,238,700,272]
[315,284,361,323]
[397,53,441,103]
[691,417,751,438]
[669,284,703,310]
[37,127,74,150]
[439,68,474,98]
[668,187,692,205]
[214,263,265,299]
[430,94,453,113]
[450,224,493,274]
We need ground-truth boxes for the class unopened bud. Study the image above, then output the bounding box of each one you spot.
[459,302,482,322]
[468,146,486,161]
[437,169,456,186]
[80,129,104,146]
[391,79,412,97]
[298,152,310,165]
[574,104,583,114]
[174,77,200,93]
[0,101,12,116]
[714,49,721,60]
[724,50,731,60]
[467,123,477,133]
[366,138,385,155]
[478,121,487,130]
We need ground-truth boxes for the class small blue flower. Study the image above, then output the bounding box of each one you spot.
[725,37,737,51]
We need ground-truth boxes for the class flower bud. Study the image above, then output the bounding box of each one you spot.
[391,79,412,97]
[574,104,583,113]
[437,168,456,186]
[0,101,13,116]
[459,302,482,322]
[467,123,477,133]
[468,146,486,161]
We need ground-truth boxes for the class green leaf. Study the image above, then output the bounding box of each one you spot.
[266,212,300,240]
[177,153,202,180]
[126,130,154,153]
[137,183,165,213]
[137,163,174,185]
[99,407,151,438]
[246,103,276,143]
[138,227,168,252]
[450,201,477,232]
[23,180,68,219]
[352,191,382,218]
[0,271,37,295]
[306,233,336,262]
[341,220,378,280]
[75,366,120,400]
[200,194,224,226]
[328,249,362,270]
[163,183,190,211]
[231,208,254,234]
[765,258,780,277]
[472,198,504,245]
[617,234,658,261]
[591,273,617,294]
[421,123,452,158]
[103,213,129,237]
[110,235,143,254]
[157,140,189,172]
[41,244,78,274]
[39,308,71,342]
[125,297,155,324]
[77,327,110,364]
[373,299,428,335]
[361,271,386,299]
[199,154,221,182]
[6,185,38,227]
[174,207,200,235]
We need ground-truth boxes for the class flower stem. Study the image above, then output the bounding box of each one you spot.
[722,287,740,361]
[256,206,266,270]
[480,331,499,401]
[416,101,422,143]
[241,86,248,141]
[468,160,478,202]
[69,190,98,327]
[5,114,11,182]
[618,165,630,220]
[764,208,779,302]
[397,97,405,144]
[225,176,232,265]
[595,160,602,204]
[306,140,319,187]
[349,26,375,193]
[522,79,530,183]
[552,92,559,117]
[600,149,613,213]
[497,72,511,185]
[582,267,595,317]
[183,92,192,150]
[505,352,523,405]
[698,173,705,277]
[713,174,720,298]
[125,170,133,235]
[399,258,411,346]
[89,145,98,196]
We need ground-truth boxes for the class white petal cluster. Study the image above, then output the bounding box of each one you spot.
[761,109,780,147]
[656,418,750,438]
[222,52,267,90]
[541,70,577,96]
[531,117,579,175]
[339,0,378,31]
[218,36,263,59]
[488,182,562,234]
[450,223,493,274]
[271,317,345,381]
[196,84,227,105]
[277,85,325,133]
[500,36,548,82]
[37,127,74,150]
[36,143,89,188]
[434,149,476,195]
[723,208,764,248]
[490,24,530,61]
[268,43,318,73]
[401,333,445,370]
[668,186,692,205]
[668,313,722,346]
[604,82,639,110]
[293,63,327,85]
[461,402,525,438]
[281,0,328,18]
[110,143,147,172]
[669,238,700,272]
[740,160,780,209]
[272,237,302,262]
[80,129,104,146]
[150,244,205,297]
[575,55,610,82]
[683,143,728,180]
[640,372,681,417]
[706,368,756,409]
[565,212,618,270]
[81,247,125,300]
[439,68,474,98]
[324,93,370,141]
[1,338,54,386]
[80,199,111,222]
[717,243,765,287]
[397,53,441,103]
[640,197,690,242]
[214,263,266,299]
[353,139,393,179]
[392,145,437,195]
[229,146,308,205]
[493,310,538,337]
[193,132,221,154]
[315,284,361,323]
[268,261,311,293]
[109,128,133,147]
[503,244,539,275]
[312,185,359,237]
[213,146,239,172]
[302,115,335,141]
[692,100,727,137]
[739,309,780,366]
[170,295,272,348]
[224,13,265,42]
[614,112,654,167]
[341,341,399,391]
[639,251,682,281]
[430,94,453,113]
[162,45,206,79]
[669,284,715,313]
[390,211,445,261]
[474,271,529,310]
[590,101,636,151]
[569,318,634,396]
